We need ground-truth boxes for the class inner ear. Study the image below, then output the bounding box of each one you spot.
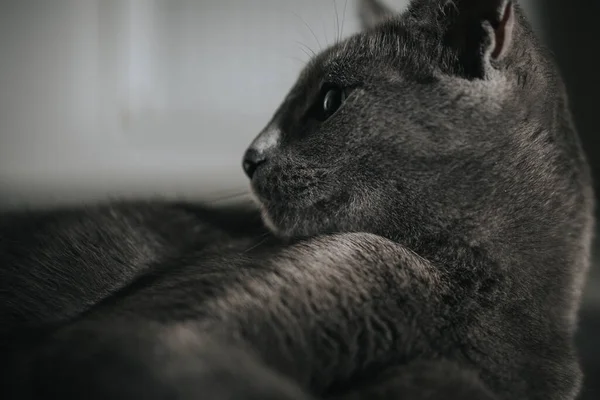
[440,0,516,78]
[490,1,514,60]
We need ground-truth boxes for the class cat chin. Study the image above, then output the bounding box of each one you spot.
[256,205,306,239]
[259,205,344,240]
[259,206,281,236]
[250,195,320,239]
[254,201,299,239]
[248,184,281,236]
[249,190,331,238]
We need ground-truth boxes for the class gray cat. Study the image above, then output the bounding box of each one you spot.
[0,0,593,399]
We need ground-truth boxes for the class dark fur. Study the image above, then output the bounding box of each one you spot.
[0,1,593,399]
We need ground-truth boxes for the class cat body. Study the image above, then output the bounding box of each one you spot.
[0,1,593,399]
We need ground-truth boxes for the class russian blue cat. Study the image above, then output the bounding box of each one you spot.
[0,1,593,399]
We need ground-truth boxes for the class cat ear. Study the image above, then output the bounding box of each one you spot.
[359,0,395,30]
[429,0,515,77]
[487,1,515,61]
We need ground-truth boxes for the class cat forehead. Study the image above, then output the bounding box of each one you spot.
[327,24,407,66]
[300,21,437,84]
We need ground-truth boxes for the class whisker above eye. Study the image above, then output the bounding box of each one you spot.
[295,41,316,57]
[341,0,349,39]
[291,11,323,51]
[334,0,340,43]
[296,41,317,61]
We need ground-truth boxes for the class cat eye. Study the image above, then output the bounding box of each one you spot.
[311,84,347,122]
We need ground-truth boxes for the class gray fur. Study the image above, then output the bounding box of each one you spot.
[0,1,593,399]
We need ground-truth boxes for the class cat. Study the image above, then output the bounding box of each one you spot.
[0,0,594,399]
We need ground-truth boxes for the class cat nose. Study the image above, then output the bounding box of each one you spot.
[242,148,267,179]
[242,127,281,179]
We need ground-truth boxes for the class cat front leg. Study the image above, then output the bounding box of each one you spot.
[197,232,506,396]
[0,201,269,342]
[9,319,314,400]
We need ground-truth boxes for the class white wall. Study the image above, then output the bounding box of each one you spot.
[0,0,539,209]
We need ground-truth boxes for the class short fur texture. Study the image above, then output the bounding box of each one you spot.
[0,1,593,399]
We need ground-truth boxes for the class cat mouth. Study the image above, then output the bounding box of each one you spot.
[250,179,332,209]
[249,184,324,235]
[249,178,353,238]
[247,188,283,235]
[246,161,342,235]
[250,185,315,213]
[250,164,334,202]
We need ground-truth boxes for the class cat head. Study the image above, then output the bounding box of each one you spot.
[243,0,592,253]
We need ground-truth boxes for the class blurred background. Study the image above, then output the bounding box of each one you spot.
[0,0,597,397]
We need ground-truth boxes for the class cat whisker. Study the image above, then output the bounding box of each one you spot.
[341,0,348,39]
[243,233,271,253]
[295,41,317,60]
[334,0,341,43]
[297,46,312,61]
[322,20,330,48]
[208,191,252,204]
[291,11,322,51]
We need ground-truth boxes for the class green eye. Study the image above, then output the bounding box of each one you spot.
[312,84,346,121]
